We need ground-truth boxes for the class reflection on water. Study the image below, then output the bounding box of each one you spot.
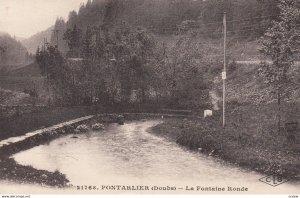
[8,120,300,193]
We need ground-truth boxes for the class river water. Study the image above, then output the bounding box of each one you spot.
[3,120,299,194]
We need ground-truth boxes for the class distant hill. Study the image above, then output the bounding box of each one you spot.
[21,27,53,54]
[0,32,25,42]
[0,33,32,68]
[15,36,26,42]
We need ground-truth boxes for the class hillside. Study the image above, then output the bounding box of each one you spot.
[0,62,43,91]
[3,0,299,108]
[21,27,53,54]
[20,0,279,56]
[0,33,32,68]
[12,62,42,77]
[209,62,300,109]
[0,62,45,106]
[44,0,279,55]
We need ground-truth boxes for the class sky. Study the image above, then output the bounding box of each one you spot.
[0,0,88,39]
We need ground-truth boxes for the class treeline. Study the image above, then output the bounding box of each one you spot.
[35,0,282,109]
[36,23,213,108]
[50,0,280,53]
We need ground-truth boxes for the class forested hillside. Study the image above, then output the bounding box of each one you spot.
[0,33,32,70]
[32,0,299,108]
[21,27,53,54]
[48,0,279,53]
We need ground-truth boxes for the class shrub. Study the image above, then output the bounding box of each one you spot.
[92,123,105,130]
[75,124,89,132]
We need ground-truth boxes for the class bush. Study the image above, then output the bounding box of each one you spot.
[91,123,105,130]
[75,124,89,132]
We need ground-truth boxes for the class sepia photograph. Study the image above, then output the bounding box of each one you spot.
[0,0,299,196]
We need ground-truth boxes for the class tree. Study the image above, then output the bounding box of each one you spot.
[36,45,65,80]
[68,11,78,27]
[157,30,211,109]
[81,26,94,59]
[51,18,68,52]
[63,25,82,58]
[103,0,124,25]
[259,0,300,132]
[36,45,69,105]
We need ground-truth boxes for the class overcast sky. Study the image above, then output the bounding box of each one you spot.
[0,0,88,38]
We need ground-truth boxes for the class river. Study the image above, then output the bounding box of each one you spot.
[2,120,299,194]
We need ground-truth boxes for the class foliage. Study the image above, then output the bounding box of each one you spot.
[50,18,69,53]
[42,0,282,109]
[37,23,160,106]
[63,25,82,58]
[259,0,300,130]
[38,19,212,109]
[259,0,300,100]
[36,45,71,105]
[36,46,65,80]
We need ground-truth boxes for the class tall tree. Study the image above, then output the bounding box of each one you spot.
[63,25,82,58]
[51,18,68,52]
[259,0,300,132]
[81,26,94,59]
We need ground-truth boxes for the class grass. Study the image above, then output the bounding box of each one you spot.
[151,102,300,181]
[0,158,69,187]
[0,106,93,141]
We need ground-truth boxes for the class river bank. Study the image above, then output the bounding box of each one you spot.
[0,115,96,188]
[0,113,173,188]
[150,103,300,182]
[0,158,69,187]
[0,106,94,141]
[0,108,299,188]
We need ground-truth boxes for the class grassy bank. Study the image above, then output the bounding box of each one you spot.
[150,103,300,181]
[0,106,93,141]
[0,158,69,187]
[0,104,191,141]
[0,114,96,187]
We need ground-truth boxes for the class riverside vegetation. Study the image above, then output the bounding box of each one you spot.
[151,103,300,181]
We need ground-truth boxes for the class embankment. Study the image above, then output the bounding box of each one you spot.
[0,115,95,188]
[150,103,300,182]
[0,113,185,187]
[0,106,94,141]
